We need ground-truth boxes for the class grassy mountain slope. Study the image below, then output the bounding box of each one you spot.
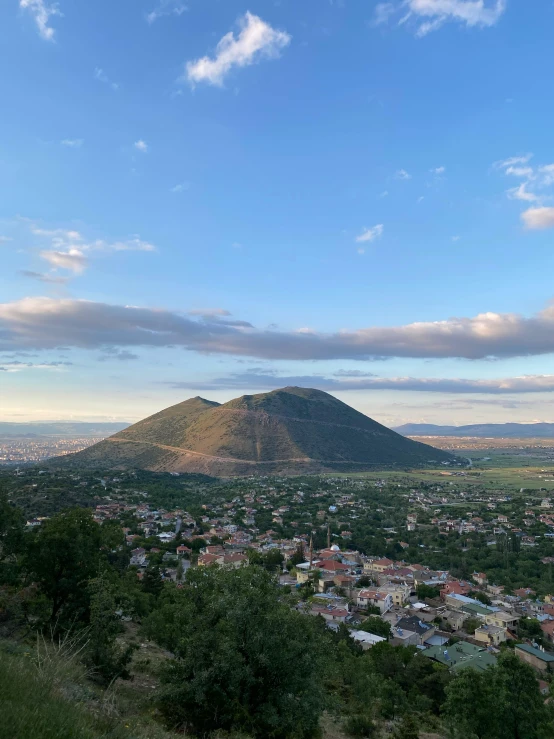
[53,387,457,474]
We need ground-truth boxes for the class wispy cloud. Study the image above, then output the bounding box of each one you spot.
[98,349,139,362]
[146,0,187,24]
[372,3,396,26]
[20,270,70,284]
[430,166,446,175]
[134,140,148,153]
[185,12,291,87]
[26,223,157,277]
[0,360,72,373]
[6,296,554,361]
[395,169,411,180]
[378,0,506,36]
[39,249,88,274]
[94,67,119,91]
[171,182,190,193]
[496,153,554,227]
[20,0,61,41]
[168,370,554,395]
[355,224,384,243]
[61,139,83,148]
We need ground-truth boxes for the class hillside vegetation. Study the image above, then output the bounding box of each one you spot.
[53,387,458,475]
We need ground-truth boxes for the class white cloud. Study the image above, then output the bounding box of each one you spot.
[39,249,87,274]
[20,0,61,41]
[94,68,119,91]
[396,169,411,180]
[496,154,554,214]
[134,140,148,153]
[27,223,157,276]
[0,236,13,244]
[495,154,533,170]
[410,0,506,36]
[96,238,156,252]
[451,235,460,242]
[372,0,505,36]
[507,182,539,203]
[431,166,446,175]
[61,139,83,148]
[521,207,554,230]
[357,247,365,255]
[146,0,187,24]
[355,224,384,243]
[185,12,291,87]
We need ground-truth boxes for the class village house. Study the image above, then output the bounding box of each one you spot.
[515,644,554,673]
[474,624,508,646]
[357,589,393,615]
[485,611,519,631]
[364,557,394,574]
[392,616,435,646]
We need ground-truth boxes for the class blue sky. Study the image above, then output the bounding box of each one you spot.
[2,0,554,425]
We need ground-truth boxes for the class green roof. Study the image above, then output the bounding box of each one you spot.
[460,602,493,616]
[516,644,554,662]
[423,641,497,672]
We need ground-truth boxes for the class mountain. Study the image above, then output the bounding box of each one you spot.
[0,422,130,437]
[51,387,458,475]
[394,422,554,438]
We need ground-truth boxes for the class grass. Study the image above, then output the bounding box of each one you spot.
[0,645,103,739]
[0,633,176,739]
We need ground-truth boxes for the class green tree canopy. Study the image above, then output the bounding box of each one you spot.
[359,616,392,640]
[144,565,329,738]
[22,508,103,626]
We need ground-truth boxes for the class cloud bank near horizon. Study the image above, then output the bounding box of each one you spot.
[3,296,554,362]
[167,369,554,395]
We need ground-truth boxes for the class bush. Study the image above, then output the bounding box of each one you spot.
[344,714,377,737]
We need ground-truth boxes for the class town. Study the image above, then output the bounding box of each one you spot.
[7,463,554,682]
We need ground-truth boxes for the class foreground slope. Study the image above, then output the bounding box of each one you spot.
[53,387,457,474]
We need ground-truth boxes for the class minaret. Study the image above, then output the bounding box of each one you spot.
[309,533,313,570]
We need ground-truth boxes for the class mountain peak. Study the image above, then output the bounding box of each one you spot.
[53,386,457,475]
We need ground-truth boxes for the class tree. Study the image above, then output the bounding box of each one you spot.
[142,567,164,599]
[86,576,136,685]
[359,616,392,640]
[494,650,547,739]
[470,591,492,606]
[22,508,103,626]
[443,668,498,738]
[416,583,440,600]
[462,617,480,635]
[146,566,329,738]
[518,618,543,643]
[0,494,24,585]
[443,653,548,739]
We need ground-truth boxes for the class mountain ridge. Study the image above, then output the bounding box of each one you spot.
[394,422,554,438]
[51,387,458,474]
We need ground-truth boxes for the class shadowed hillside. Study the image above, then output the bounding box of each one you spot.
[51,387,459,475]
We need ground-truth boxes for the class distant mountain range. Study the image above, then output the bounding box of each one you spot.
[0,422,130,437]
[51,387,457,475]
[394,423,554,438]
